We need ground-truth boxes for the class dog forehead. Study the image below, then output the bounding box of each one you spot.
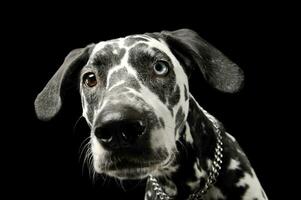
[90,39,122,57]
[90,34,172,60]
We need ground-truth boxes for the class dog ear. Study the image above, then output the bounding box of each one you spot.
[161,29,244,93]
[34,44,95,121]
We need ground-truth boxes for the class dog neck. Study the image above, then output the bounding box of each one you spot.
[147,95,222,200]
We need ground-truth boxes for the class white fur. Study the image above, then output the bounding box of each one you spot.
[236,169,267,200]
[108,80,125,91]
[226,132,236,142]
[204,186,226,200]
[183,122,193,144]
[91,135,106,173]
[145,191,152,200]
[228,159,240,170]
[187,162,206,190]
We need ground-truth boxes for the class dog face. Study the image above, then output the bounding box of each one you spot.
[35,29,244,180]
[80,35,190,179]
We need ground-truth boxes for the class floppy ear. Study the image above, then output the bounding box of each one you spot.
[161,29,244,93]
[34,44,95,121]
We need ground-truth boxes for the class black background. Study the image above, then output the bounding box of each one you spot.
[3,1,295,199]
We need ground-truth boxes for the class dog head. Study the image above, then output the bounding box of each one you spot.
[35,29,244,179]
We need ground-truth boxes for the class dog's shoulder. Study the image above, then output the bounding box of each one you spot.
[204,132,268,200]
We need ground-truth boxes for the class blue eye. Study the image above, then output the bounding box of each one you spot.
[153,61,169,76]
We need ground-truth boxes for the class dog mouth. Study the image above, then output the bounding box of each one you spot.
[99,159,160,179]
[96,150,173,179]
[105,164,159,179]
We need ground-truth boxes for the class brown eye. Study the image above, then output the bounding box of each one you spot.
[83,72,97,87]
[153,61,169,76]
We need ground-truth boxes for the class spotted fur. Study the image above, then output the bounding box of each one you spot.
[34,29,267,200]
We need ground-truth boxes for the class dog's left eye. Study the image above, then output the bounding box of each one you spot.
[83,72,97,87]
[153,61,169,76]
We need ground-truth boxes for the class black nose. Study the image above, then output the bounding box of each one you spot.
[94,119,146,149]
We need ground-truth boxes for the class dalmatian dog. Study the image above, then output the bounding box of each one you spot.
[35,29,268,200]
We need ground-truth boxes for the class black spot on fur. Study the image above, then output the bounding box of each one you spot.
[159,117,165,128]
[168,85,180,107]
[261,190,267,199]
[175,107,185,131]
[184,85,188,101]
[168,106,174,117]
[124,36,148,46]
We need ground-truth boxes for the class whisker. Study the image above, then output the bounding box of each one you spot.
[72,115,85,134]
[118,179,127,192]
[86,151,92,178]
[79,136,92,160]
[102,161,108,185]
[78,138,92,177]
[89,152,97,183]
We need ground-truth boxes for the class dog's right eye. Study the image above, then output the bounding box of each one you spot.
[83,72,97,87]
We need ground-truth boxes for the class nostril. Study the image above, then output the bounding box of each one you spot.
[94,126,114,143]
[99,135,113,143]
[121,120,146,141]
